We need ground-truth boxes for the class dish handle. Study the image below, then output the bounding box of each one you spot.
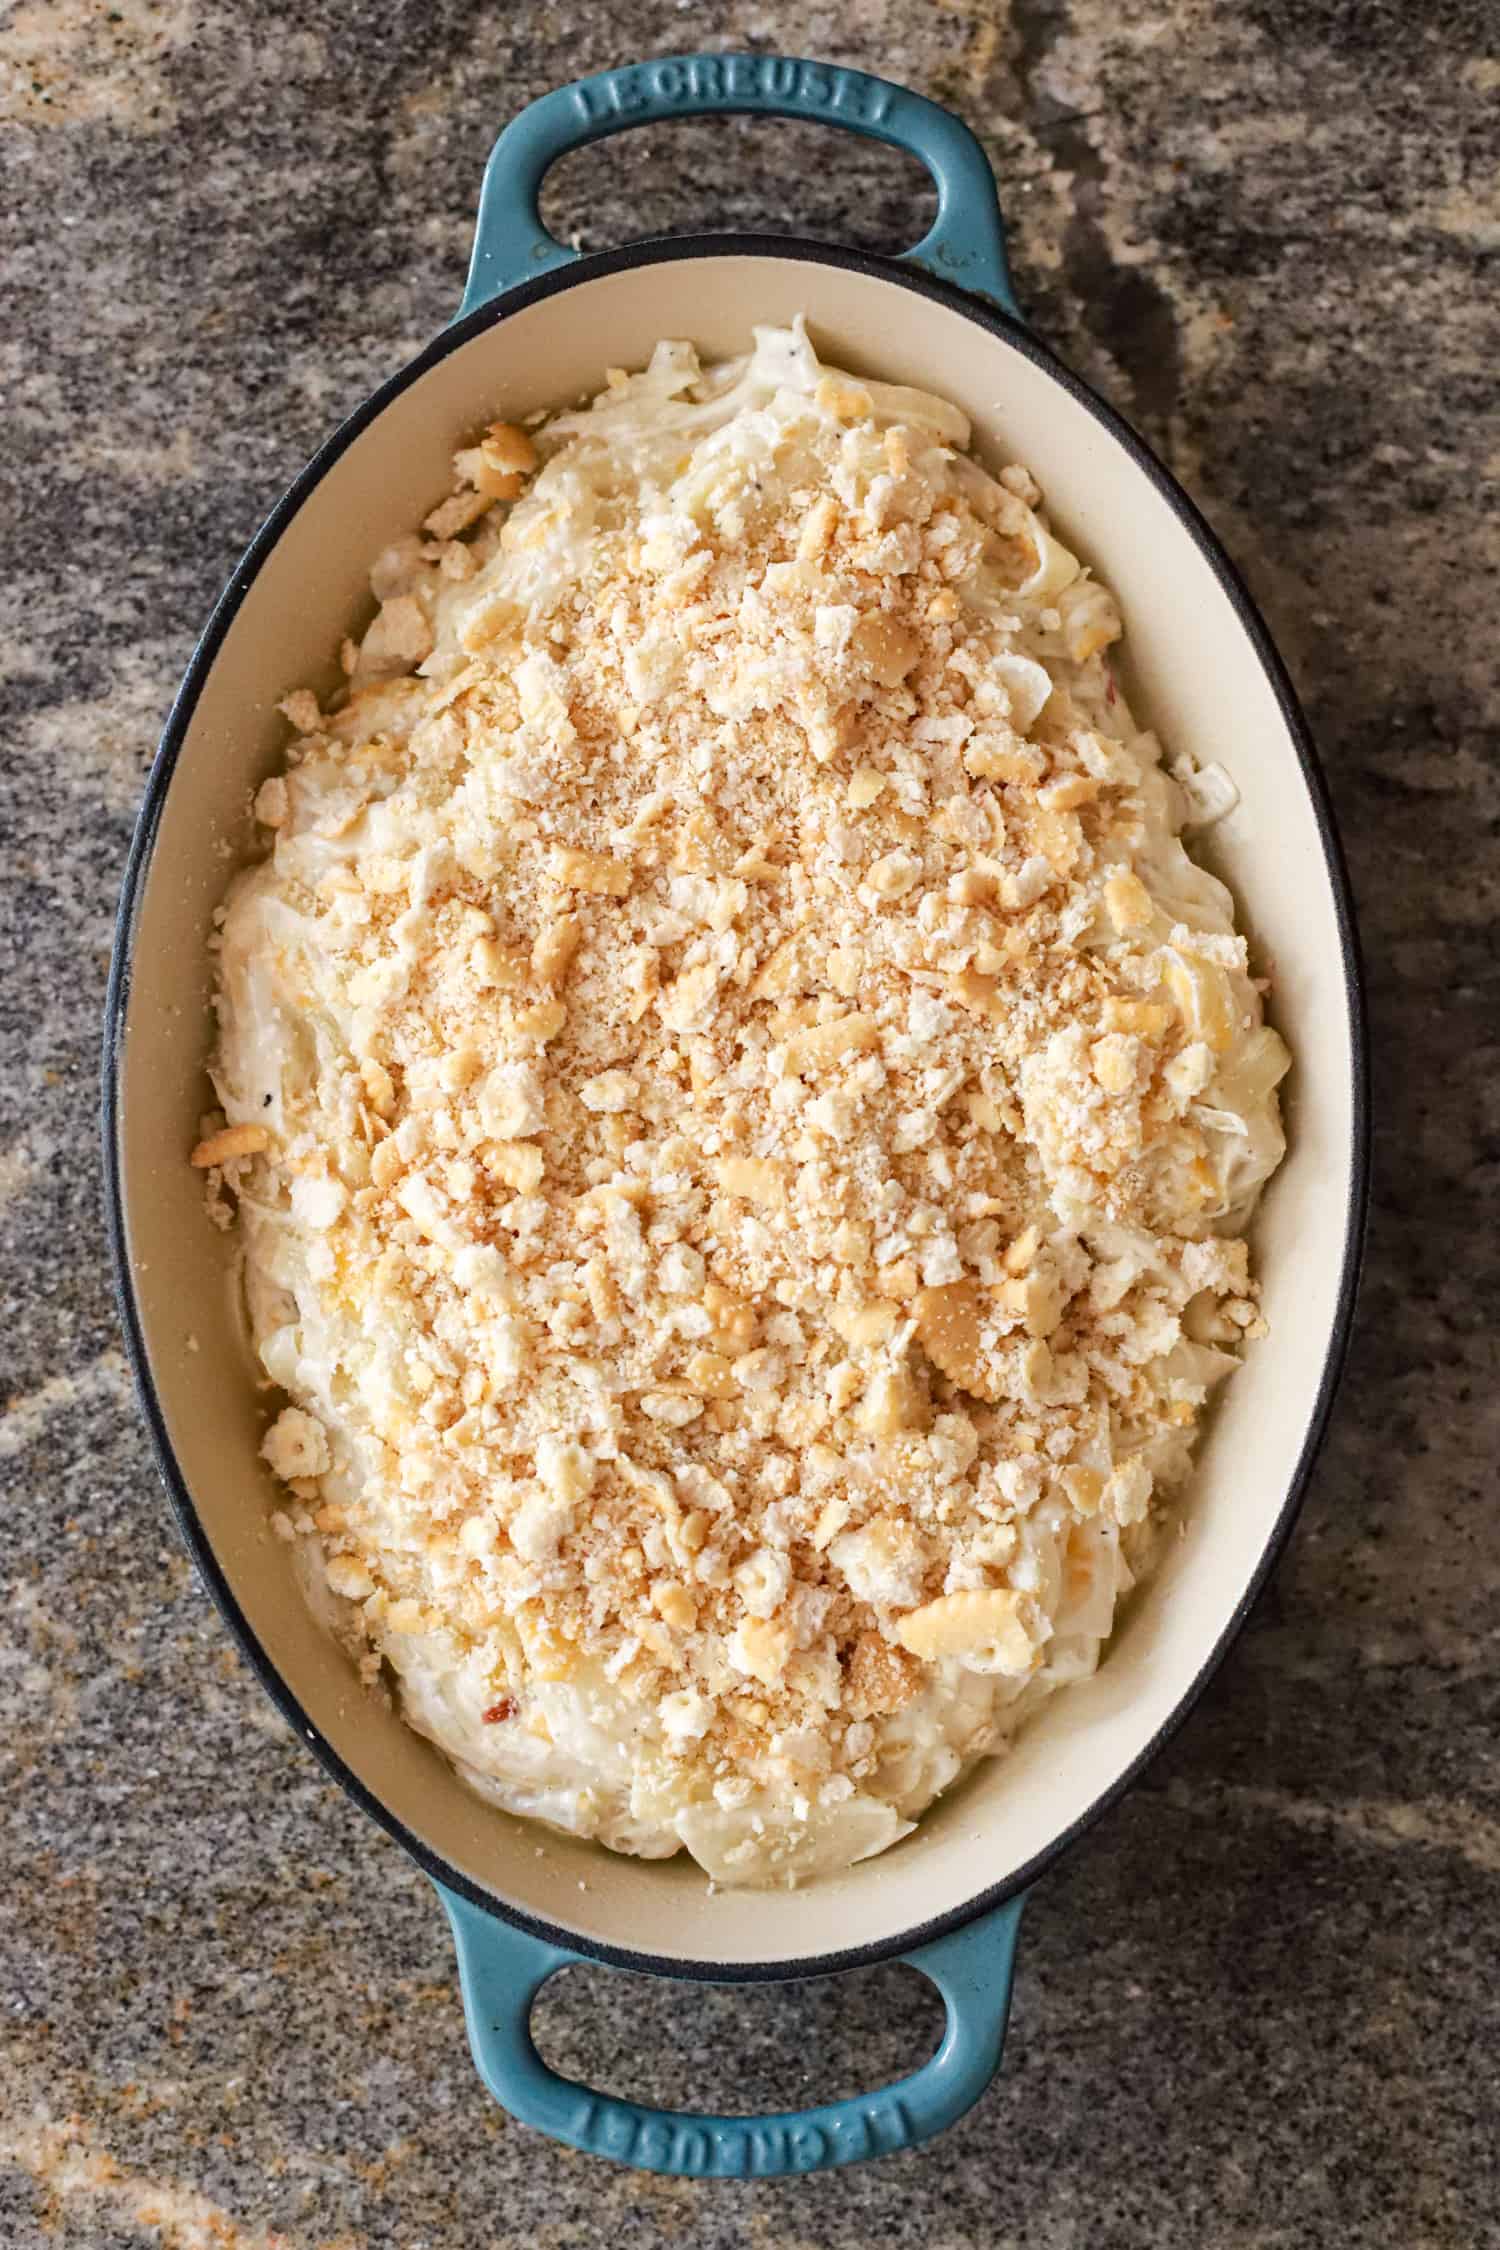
[435,1881,1026,2177]
[460,55,1018,320]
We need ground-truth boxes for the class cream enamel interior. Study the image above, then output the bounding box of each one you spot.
[113,253,1357,1969]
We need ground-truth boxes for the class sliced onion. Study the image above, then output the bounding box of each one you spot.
[1014,511,1082,600]
[993,652,1054,729]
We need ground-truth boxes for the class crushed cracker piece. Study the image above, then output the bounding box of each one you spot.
[553,846,632,896]
[190,1123,269,1169]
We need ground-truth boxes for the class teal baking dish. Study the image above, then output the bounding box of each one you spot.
[104,54,1367,2177]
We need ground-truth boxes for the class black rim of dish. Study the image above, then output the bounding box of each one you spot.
[102,234,1371,1985]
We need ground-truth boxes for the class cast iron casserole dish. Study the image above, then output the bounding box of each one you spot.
[103,55,1367,2177]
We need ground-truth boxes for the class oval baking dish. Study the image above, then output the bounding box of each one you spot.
[103,55,1367,2178]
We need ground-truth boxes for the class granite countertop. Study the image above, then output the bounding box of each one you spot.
[4,1,1497,2243]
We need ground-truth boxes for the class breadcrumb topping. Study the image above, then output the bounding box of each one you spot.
[203,324,1289,1886]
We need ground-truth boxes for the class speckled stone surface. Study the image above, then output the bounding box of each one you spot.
[3,1,1498,2242]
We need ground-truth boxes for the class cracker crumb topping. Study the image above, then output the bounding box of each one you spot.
[202,323,1288,1887]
